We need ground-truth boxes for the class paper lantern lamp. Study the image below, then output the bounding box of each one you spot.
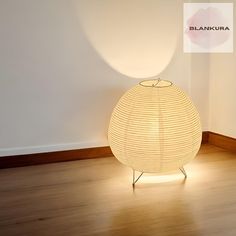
[108,79,202,185]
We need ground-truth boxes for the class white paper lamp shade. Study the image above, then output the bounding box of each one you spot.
[108,80,202,173]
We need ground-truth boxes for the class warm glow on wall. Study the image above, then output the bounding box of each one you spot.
[75,1,179,78]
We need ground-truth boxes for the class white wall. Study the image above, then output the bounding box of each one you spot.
[209,32,236,137]
[0,0,209,156]
[209,53,236,138]
[208,0,236,138]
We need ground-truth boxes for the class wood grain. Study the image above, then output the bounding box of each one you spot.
[0,144,236,236]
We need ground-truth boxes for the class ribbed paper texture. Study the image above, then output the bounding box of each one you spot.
[108,80,202,173]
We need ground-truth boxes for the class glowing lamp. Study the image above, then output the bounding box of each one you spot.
[108,79,202,185]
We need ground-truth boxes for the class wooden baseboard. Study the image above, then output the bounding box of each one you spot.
[0,131,234,169]
[208,132,236,152]
[202,131,209,144]
[0,146,113,169]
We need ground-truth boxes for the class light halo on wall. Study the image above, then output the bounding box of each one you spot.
[75,1,179,78]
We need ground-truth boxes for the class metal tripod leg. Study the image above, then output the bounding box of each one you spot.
[179,167,187,178]
[132,169,143,186]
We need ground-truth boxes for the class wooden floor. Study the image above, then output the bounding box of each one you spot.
[0,144,236,236]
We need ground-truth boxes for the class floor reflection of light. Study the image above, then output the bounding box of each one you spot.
[134,171,186,184]
[131,162,211,185]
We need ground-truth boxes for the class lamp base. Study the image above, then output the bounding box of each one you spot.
[132,167,187,186]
